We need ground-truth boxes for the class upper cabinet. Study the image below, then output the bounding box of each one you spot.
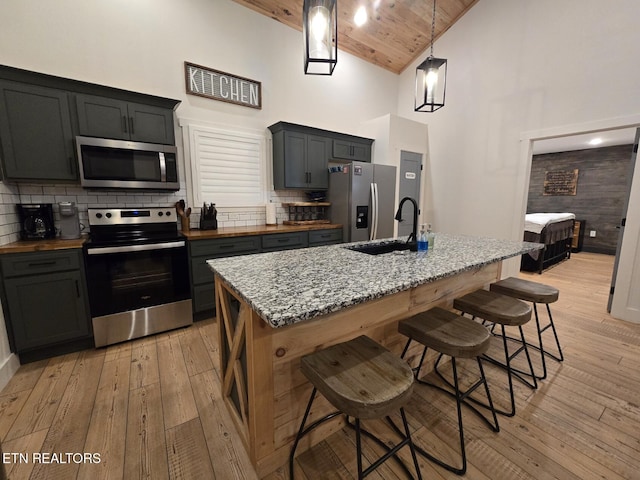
[76,94,175,145]
[269,122,373,191]
[0,80,78,182]
[0,64,180,183]
[276,130,330,189]
[332,139,372,162]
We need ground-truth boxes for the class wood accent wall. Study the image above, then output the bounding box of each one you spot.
[527,145,633,255]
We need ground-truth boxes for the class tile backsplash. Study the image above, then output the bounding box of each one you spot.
[0,181,307,246]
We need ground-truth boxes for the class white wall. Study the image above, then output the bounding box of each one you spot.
[397,0,640,247]
[0,0,400,385]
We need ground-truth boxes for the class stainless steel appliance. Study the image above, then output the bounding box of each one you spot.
[84,207,191,347]
[58,201,81,239]
[17,204,56,240]
[328,161,397,242]
[75,136,179,190]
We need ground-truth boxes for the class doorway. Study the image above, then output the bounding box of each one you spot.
[523,122,639,321]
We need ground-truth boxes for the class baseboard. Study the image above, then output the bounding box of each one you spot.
[580,247,616,255]
[0,353,20,391]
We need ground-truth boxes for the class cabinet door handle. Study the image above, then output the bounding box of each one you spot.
[277,238,291,243]
[28,261,56,268]
[75,280,80,298]
[122,115,128,133]
[68,157,74,174]
[129,117,135,135]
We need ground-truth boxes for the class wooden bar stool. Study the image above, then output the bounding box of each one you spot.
[490,277,564,380]
[289,335,423,480]
[397,307,499,475]
[453,289,535,417]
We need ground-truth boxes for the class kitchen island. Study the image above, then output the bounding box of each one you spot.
[207,233,541,477]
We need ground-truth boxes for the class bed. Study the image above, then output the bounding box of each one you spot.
[521,212,575,273]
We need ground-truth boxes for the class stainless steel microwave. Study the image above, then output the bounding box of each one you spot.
[75,136,179,190]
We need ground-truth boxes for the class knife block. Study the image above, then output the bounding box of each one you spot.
[180,216,191,232]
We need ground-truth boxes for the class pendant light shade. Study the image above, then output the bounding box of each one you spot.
[415,0,447,112]
[303,0,337,75]
[415,56,447,112]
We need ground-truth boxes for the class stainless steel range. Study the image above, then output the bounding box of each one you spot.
[84,207,192,347]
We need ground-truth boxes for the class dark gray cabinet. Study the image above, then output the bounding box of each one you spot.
[332,139,371,162]
[262,231,308,252]
[272,129,330,190]
[76,94,175,145]
[0,249,91,355]
[189,227,343,316]
[189,236,261,314]
[309,228,343,246]
[0,80,77,181]
[0,65,180,184]
[269,122,373,191]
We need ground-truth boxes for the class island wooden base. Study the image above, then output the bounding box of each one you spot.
[214,262,501,478]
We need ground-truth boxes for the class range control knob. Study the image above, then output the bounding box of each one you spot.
[158,211,164,216]
[106,212,112,218]
[165,211,172,217]
[95,213,103,219]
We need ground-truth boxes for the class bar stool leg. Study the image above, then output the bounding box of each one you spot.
[289,387,342,479]
[355,418,364,480]
[399,339,498,475]
[493,324,537,417]
[531,303,565,380]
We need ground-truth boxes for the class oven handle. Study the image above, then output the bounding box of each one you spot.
[86,240,186,255]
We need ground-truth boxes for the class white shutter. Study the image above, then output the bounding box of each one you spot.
[187,124,265,207]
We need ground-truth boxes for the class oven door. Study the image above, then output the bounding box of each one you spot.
[85,240,189,318]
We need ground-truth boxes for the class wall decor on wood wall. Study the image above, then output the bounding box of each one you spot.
[543,169,579,196]
[185,61,262,109]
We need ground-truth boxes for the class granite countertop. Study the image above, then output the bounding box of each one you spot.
[207,233,543,328]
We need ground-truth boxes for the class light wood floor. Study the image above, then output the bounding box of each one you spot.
[0,252,638,479]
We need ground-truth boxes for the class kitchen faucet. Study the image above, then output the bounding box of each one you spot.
[394,197,418,251]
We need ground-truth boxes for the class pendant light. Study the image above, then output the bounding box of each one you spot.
[303,0,337,75]
[415,0,447,112]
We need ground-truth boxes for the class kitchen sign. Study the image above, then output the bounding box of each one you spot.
[185,61,262,109]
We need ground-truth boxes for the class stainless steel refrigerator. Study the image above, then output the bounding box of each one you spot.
[328,161,397,242]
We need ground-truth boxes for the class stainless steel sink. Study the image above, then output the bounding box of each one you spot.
[347,240,413,255]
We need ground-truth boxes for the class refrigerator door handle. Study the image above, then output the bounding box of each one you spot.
[374,182,379,239]
[369,183,376,240]
[371,182,379,240]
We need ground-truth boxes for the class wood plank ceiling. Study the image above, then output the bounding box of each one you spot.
[232,0,479,74]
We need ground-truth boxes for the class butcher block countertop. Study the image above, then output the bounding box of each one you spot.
[0,236,88,254]
[0,224,342,254]
[181,223,342,240]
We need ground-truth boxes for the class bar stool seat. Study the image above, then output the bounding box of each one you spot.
[290,335,422,479]
[454,289,532,326]
[398,307,499,475]
[490,277,563,380]
[454,289,536,417]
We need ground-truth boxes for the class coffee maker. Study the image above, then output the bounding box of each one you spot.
[17,204,56,240]
[58,202,81,240]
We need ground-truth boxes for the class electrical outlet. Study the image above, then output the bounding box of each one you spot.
[590,230,597,237]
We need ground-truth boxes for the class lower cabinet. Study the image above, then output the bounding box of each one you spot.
[309,228,343,246]
[189,236,261,316]
[0,249,92,361]
[262,232,308,252]
[189,227,343,317]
